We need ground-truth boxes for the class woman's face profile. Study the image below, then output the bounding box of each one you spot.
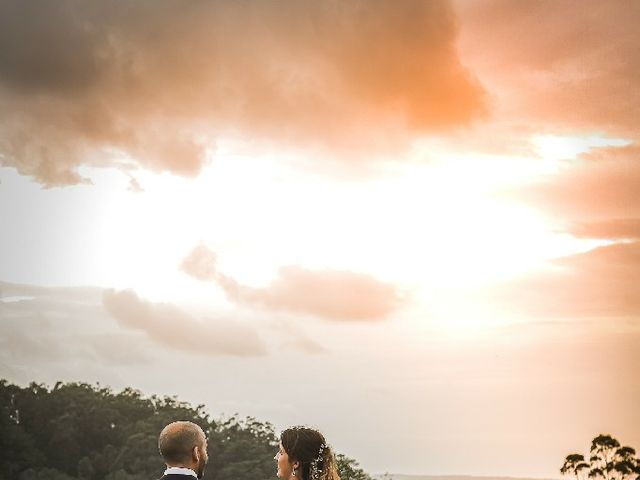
[274,443,294,479]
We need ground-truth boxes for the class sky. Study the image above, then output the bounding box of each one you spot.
[1,0,639,477]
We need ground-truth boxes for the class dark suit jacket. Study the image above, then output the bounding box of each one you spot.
[159,475,198,480]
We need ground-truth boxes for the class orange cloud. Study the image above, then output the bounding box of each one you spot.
[220,266,402,322]
[0,0,485,186]
[569,219,640,241]
[455,0,640,144]
[487,241,640,318]
[181,245,401,321]
[510,145,640,235]
[102,289,266,356]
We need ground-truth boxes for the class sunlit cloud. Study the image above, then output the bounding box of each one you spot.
[568,219,640,241]
[0,0,485,186]
[181,244,218,282]
[2,2,640,477]
[181,244,402,321]
[485,241,640,319]
[531,135,631,162]
[454,0,640,156]
[513,144,640,224]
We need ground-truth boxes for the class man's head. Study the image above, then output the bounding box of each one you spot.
[158,421,209,479]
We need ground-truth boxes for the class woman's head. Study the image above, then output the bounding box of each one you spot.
[275,427,339,480]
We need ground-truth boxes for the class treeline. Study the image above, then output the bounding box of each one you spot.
[0,380,372,480]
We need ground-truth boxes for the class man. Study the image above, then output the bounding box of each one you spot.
[158,421,209,479]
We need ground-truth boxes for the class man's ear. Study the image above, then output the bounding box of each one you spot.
[193,445,200,462]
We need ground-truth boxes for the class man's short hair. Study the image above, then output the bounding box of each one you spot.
[158,421,206,464]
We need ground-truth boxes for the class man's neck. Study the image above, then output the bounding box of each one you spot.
[164,465,198,477]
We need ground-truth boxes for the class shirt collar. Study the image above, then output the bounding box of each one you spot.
[164,466,198,478]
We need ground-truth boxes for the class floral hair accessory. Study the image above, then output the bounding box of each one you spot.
[309,443,327,480]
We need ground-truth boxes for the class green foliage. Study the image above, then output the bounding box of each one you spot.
[561,434,640,480]
[19,467,78,480]
[0,379,371,480]
[207,416,279,480]
[335,454,373,480]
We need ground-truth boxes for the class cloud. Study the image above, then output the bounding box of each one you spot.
[285,335,325,354]
[455,0,640,143]
[486,241,640,318]
[85,333,150,365]
[0,280,103,303]
[0,283,150,369]
[220,267,402,321]
[0,330,69,363]
[568,219,640,240]
[0,0,485,186]
[511,145,640,229]
[180,245,402,321]
[127,175,143,193]
[269,319,326,354]
[180,244,217,282]
[102,289,266,356]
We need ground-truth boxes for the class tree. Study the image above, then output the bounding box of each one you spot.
[335,454,373,480]
[589,435,622,480]
[561,453,589,480]
[0,379,373,480]
[561,434,640,480]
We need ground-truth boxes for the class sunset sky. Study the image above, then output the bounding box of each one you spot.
[1,1,639,477]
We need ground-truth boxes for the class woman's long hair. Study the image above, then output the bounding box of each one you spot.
[280,427,340,480]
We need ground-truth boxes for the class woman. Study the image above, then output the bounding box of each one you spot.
[275,426,340,480]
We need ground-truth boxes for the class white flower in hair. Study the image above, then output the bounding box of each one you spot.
[310,443,327,480]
